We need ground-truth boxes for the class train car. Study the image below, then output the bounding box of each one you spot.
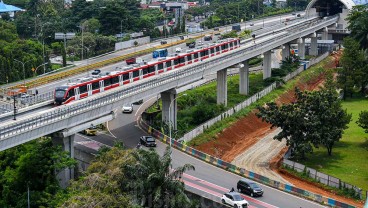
[54,38,240,105]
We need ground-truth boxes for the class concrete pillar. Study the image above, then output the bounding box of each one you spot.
[239,61,249,95]
[298,38,305,60]
[282,44,290,61]
[52,134,75,188]
[322,27,328,40]
[161,89,177,130]
[263,51,272,79]
[217,68,227,106]
[310,37,318,56]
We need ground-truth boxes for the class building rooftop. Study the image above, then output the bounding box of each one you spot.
[0,0,22,13]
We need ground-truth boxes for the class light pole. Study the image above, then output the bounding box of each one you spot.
[42,36,51,74]
[82,46,91,76]
[34,63,48,75]
[14,59,32,87]
[168,93,187,149]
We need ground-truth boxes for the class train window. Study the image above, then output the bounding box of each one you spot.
[204,50,208,56]
[80,85,87,93]
[187,55,192,61]
[216,46,220,51]
[166,61,172,67]
[200,51,205,57]
[142,67,149,75]
[221,44,226,50]
[133,70,139,77]
[111,76,119,84]
[92,82,99,90]
[69,89,74,97]
[174,58,179,65]
[179,57,185,63]
[194,53,199,59]
[105,79,111,86]
[148,66,155,73]
[158,63,164,70]
[123,73,129,81]
[234,41,238,46]
[211,48,215,54]
[230,42,233,47]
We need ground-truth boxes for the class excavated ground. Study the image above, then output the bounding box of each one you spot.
[196,51,363,207]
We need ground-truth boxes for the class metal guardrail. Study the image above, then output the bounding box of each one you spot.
[0,17,319,116]
[0,16,338,140]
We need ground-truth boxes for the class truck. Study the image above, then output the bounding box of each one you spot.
[186,38,196,46]
[232,24,241,32]
[126,57,143,65]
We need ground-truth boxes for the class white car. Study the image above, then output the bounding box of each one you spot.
[175,47,182,53]
[122,104,133,113]
[221,192,249,208]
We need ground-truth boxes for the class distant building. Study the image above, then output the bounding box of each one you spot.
[0,0,22,19]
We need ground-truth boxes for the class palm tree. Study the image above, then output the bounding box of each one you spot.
[124,147,195,208]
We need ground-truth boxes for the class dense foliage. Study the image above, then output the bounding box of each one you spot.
[56,146,196,208]
[346,5,368,49]
[0,138,76,207]
[0,20,44,83]
[257,75,352,158]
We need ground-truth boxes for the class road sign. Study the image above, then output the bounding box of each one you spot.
[55,32,75,40]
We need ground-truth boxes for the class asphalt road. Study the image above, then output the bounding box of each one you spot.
[72,59,326,207]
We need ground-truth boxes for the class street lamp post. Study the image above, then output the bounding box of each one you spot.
[168,93,187,149]
[42,36,51,74]
[82,46,91,76]
[14,59,32,87]
[35,63,48,75]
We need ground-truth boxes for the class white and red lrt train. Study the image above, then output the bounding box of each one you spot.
[54,38,240,105]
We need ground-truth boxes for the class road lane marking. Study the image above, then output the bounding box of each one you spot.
[183,173,278,208]
[135,96,156,117]
[184,180,257,208]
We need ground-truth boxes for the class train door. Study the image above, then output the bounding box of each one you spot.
[87,84,92,96]
[171,60,174,69]
[155,65,158,75]
[129,72,133,83]
[139,69,143,79]
[74,88,80,100]
[119,75,123,86]
[99,80,104,92]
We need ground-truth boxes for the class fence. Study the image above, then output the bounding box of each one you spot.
[179,52,330,142]
[283,158,363,199]
[114,36,151,51]
[139,119,355,208]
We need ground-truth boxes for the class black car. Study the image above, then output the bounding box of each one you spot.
[91,69,101,78]
[140,136,157,147]
[161,40,167,45]
[188,43,195,48]
[237,178,263,197]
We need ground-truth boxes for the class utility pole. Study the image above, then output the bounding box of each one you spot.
[13,95,16,120]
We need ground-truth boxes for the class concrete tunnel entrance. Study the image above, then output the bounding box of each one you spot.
[309,0,346,17]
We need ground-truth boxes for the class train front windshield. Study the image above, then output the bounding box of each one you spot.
[55,90,66,98]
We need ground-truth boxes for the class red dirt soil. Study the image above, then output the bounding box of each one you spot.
[195,52,364,207]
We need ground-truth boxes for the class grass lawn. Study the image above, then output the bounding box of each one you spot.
[302,97,368,192]
[187,57,331,146]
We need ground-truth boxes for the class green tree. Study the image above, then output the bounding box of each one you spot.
[0,138,76,207]
[346,5,368,49]
[57,147,135,207]
[257,87,351,158]
[357,111,368,133]
[125,147,195,207]
[338,38,366,98]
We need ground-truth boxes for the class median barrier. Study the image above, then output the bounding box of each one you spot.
[138,51,355,207]
[140,118,355,208]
